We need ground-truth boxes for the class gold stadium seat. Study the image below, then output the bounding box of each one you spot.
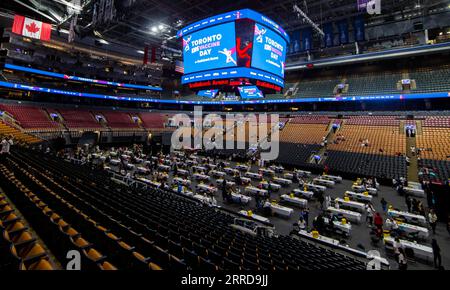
[11,242,47,262]
[150,262,162,270]
[61,226,81,238]
[3,220,28,235]
[23,258,54,270]
[0,205,14,217]
[70,236,92,250]
[3,230,36,249]
[2,212,20,225]
[98,261,117,270]
[82,248,106,263]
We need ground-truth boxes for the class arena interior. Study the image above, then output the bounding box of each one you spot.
[0,0,449,277]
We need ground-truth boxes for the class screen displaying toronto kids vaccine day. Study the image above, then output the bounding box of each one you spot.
[182,22,237,74]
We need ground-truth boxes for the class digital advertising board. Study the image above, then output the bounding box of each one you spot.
[182,22,237,74]
[251,23,287,78]
[238,86,264,99]
[197,89,219,98]
[177,9,290,91]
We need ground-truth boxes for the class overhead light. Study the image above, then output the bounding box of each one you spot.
[159,24,164,30]
[137,50,145,54]
[151,26,158,32]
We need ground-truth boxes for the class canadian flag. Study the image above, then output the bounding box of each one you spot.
[12,15,52,41]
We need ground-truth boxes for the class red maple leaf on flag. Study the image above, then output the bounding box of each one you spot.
[25,22,40,34]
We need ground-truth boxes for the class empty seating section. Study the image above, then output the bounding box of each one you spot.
[0,104,60,130]
[100,111,139,129]
[328,125,405,156]
[280,124,329,144]
[346,116,400,126]
[345,72,400,96]
[416,128,450,160]
[0,187,55,270]
[58,109,103,130]
[422,116,450,128]
[277,143,322,167]
[294,78,337,98]
[0,121,41,143]
[404,120,417,126]
[325,151,407,179]
[286,65,450,98]
[290,115,330,125]
[410,66,450,93]
[139,113,166,129]
[1,148,366,270]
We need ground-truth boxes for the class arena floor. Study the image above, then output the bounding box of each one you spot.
[109,154,450,270]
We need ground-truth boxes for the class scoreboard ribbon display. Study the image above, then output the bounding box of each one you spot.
[182,22,237,74]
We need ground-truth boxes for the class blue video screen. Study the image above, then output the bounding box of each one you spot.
[182,22,237,74]
[238,86,264,99]
[251,23,287,78]
[197,89,219,98]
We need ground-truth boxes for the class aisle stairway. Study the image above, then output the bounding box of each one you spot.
[406,122,420,182]
[309,119,340,164]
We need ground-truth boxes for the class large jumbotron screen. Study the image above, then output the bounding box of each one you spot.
[177,9,289,91]
[182,22,237,74]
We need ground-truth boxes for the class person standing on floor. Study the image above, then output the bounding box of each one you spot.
[380,197,388,212]
[318,194,325,210]
[374,212,383,230]
[397,248,408,270]
[405,195,413,212]
[428,209,438,234]
[221,179,228,202]
[366,203,375,225]
[302,208,310,227]
[431,239,442,269]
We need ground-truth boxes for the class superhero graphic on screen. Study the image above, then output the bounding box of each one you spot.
[237,37,253,67]
[255,24,267,43]
[182,35,192,52]
[219,47,237,66]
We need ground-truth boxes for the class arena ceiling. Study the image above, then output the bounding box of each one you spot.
[1,0,449,48]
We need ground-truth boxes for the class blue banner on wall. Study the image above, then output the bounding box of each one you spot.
[353,15,365,42]
[302,28,312,51]
[292,30,301,53]
[338,20,349,45]
[324,23,334,47]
